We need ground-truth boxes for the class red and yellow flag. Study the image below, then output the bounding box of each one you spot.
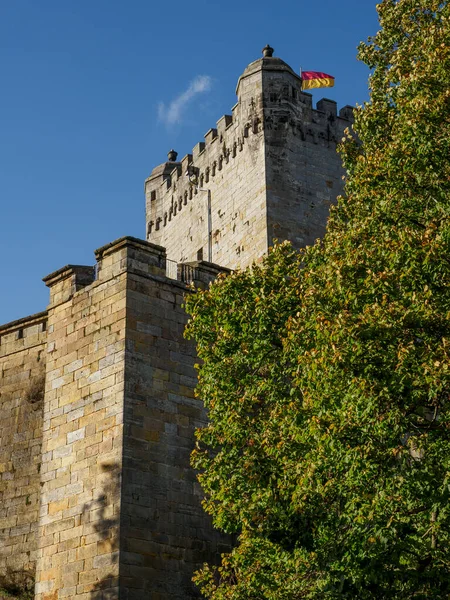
[301,71,335,90]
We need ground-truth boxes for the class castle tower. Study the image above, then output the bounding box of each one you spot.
[145,45,353,270]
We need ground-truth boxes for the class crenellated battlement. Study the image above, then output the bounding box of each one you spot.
[0,311,47,357]
[148,102,352,198]
[145,48,353,270]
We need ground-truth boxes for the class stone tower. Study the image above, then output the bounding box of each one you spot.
[0,47,353,600]
[145,45,353,270]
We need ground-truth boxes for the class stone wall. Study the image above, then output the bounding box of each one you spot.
[0,240,230,600]
[0,312,47,596]
[121,241,228,599]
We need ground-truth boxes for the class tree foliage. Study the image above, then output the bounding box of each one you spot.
[185,1,450,597]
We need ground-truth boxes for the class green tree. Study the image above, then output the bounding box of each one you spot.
[185,1,450,597]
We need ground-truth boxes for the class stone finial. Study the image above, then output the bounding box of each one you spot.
[168,149,178,162]
[262,44,274,58]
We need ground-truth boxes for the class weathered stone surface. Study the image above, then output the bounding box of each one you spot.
[0,312,47,596]
[121,241,225,599]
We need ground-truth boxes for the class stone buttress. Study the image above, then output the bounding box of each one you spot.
[34,238,228,600]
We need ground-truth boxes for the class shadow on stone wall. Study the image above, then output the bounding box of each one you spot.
[0,567,34,599]
[81,462,121,600]
[24,370,45,410]
[0,367,45,600]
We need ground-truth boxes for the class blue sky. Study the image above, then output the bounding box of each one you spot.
[0,0,380,324]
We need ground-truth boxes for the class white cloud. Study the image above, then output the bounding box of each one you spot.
[158,75,212,126]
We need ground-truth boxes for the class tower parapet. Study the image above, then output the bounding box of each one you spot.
[145,46,353,270]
